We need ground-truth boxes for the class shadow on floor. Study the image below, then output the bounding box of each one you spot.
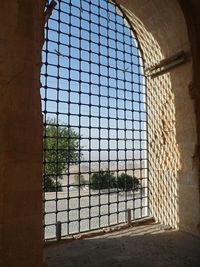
[44,224,200,267]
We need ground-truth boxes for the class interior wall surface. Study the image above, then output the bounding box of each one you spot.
[0,0,45,266]
[117,0,200,235]
[178,0,200,235]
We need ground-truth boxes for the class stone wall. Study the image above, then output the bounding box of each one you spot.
[117,0,200,235]
[0,0,46,266]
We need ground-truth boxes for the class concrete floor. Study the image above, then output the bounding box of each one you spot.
[44,223,200,267]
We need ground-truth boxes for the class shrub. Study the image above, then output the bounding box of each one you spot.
[90,170,116,190]
[117,173,140,191]
[90,170,140,191]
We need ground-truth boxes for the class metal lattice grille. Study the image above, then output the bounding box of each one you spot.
[41,0,148,241]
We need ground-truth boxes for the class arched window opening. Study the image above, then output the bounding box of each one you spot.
[41,0,148,241]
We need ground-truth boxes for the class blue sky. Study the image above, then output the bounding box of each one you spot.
[41,0,147,162]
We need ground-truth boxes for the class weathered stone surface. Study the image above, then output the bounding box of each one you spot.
[118,0,200,236]
[45,224,200,267]
[0,0,45,266]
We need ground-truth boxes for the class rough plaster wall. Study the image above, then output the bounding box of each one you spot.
[0,0,46,266]
[117,0,200,235]
[178,0,200,235]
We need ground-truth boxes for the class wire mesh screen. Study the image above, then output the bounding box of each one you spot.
[41,0,148,241]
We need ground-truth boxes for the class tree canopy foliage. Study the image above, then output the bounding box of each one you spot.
[90,170,140,191]
[90,170,116,190]
[44,119,81,192]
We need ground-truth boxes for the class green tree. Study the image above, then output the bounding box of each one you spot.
[90,170,140,191]
[118,173,140,191]
[44,119,81,192]
[90,170,116,190]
